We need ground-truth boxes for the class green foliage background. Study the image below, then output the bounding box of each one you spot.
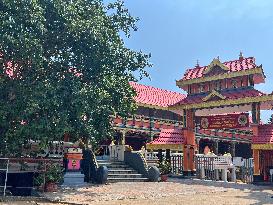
[0,0,151,155]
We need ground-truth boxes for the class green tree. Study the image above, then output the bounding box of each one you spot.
[0,0,151,155]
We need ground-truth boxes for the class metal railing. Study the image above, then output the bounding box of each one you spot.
[170,154,183,175]
[0,158,9,196]
[0,158,62,196]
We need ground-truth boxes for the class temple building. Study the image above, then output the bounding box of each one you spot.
[111,82,185,151]
[169,53,273,177]
[111,53,273,179]
[112,79,253,157]
[110,53,273,181]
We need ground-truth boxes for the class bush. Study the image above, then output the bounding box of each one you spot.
[34,163,64,186]
[158,159,172,175]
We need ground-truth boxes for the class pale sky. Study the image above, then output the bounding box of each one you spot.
[120,0,273,122]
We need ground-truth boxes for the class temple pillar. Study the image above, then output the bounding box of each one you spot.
[195,138,200,154]
[252,102,261,124]
[158,149,163,163]
[120,130,126,145]
[253,149,260,175]
[251,102,261,178]
[183,109,196,176]
[166,149,171,163]
[213,140,219,155]
[230,142,236,157]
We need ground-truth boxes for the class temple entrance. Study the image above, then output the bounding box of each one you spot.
[170,54,273,178]
[125,134,150,151]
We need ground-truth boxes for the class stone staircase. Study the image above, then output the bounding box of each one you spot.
[97,160,148,183]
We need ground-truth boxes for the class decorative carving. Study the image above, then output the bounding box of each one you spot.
[202,90,226,102]
[203,58,229,75]
[170,94,273,110]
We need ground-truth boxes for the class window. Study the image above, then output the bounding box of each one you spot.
[240,78,244,87]
[199,84,205,93]
[214,81,221,91]
[231,79,237,88]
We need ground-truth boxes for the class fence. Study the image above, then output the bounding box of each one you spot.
[195,155,235,182]
[195,156,217,180]
[241,158,254,183]
[170,154,183,175]
[0,158,62,196]
[141,151,183,175]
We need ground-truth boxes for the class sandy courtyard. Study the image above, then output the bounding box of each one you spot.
[1,179,273,205]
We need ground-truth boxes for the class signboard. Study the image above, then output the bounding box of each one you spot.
[199,113,249,129]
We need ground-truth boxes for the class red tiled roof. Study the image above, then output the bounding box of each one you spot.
[181,57,257,81]
[130,82,186,108]
[252,124,273,144]
[175,88,265,106]
[148,129,185,145]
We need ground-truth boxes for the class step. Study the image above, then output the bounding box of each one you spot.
[107,177,148,182]
[64,173,84,178]
[101,164,131,169]
[106,166,135,170]
[147,163,159,167]
[97,160,125,164]
[100,162,126,165]
[108,173,143,178]
[97,161,126,164]
[108,169,138,174]
[97,160,112,163]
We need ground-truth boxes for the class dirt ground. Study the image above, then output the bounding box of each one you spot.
[1,179,273,205]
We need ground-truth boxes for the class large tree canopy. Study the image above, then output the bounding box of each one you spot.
[0,0,151,155]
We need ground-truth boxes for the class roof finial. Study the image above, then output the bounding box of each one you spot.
[217,56,220,60]
[196,59,200,68]
[239,51,244,61]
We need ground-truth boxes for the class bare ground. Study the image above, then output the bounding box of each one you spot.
[1,179,273,205]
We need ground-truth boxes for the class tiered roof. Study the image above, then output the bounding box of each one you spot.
[176,56,265,88]
[130,82,186,109]
[170,55,273,110]
[172,88,268,110]
[146,128,184,150]
[182,57,257,81]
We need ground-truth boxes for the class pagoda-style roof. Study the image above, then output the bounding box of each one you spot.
[170,87,273,110]
[176,56,265,88]
[252,124,273,150]
[146,128,184,150]
[130,82,186,109]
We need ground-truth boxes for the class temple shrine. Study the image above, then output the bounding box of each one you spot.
[112,82,252,157]
[170,53,273,178]
[111,53,273,181]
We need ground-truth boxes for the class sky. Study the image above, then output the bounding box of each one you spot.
[119,0,273,122]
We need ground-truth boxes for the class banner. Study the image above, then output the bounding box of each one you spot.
[199,113,249,129]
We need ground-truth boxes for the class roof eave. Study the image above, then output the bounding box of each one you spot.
[169,93,273,110]
[176,66,264,88]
